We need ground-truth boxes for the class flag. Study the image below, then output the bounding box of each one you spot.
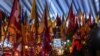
[48,18,53,35]
[30,0,36,20]
[95,16,99,24]
[21,11,29,43]
[67,3,74,32]
[67,2,77,32]
[24,11,28,25]
[9,0,20,30]
[48,13,52,28]
[87,13,92,26]
[21,12,30,55]
[0,11,2,18]
[42,4,51,54]
[67,2,74,19]
[61,15,66,39]
[8,0,21,50]
[79,11,84,26]
[56,15,61,26]
[34,9,39,44]
[62,15,66,28]
[30,0,39,44]
[20,8,24,25]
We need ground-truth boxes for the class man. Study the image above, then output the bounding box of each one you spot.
[87,20,100,56]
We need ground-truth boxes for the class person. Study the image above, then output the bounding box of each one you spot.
[70,33,84,56]
[87,23,99,56]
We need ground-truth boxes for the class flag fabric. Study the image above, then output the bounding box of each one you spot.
[48,13,52,28]
[62,15,66,29]
[56,15,61,26]
[61,15,66,39]
[0,11,2,19]
[9,0,20,31]
[30,0,36,20]
[66,3,74,33]
[30,0,39,44]
[21,8,25,25]
[24,11,28,25]
[79,12,84,26]
[87,13,92,26]
[95,16,99,24]
[34,9,39,44]
[32,10,39,45]
[42,5,51,54]
[8,0,21,51]
[30,0,40,55]
[21,11,29,43]
[67,2,78,32]
[21,12,30,55]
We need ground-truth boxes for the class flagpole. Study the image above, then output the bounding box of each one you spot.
[0,12,3,55]
[0,12,1,40]
[2,16,10,55]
